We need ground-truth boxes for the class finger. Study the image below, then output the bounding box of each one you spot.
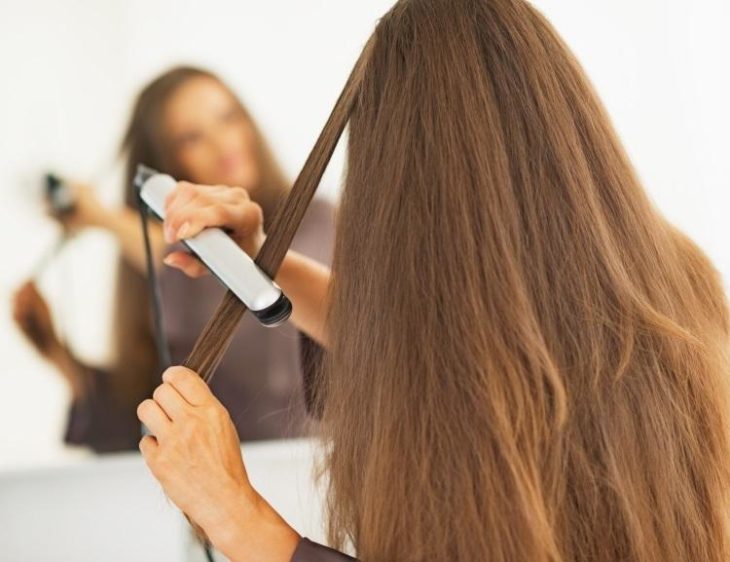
[162,366,211,406]
[152,382,191,420]
[138,434,158,460]
[163,252,210,278]
[164,181,209,209]
[204,187,260,243]
[165,204,234,242]
[138,435,163,476]
[164,181,229,209]
[164,182,199,241]
[221,199,263,244]
[164,183,232,241]
[164,181,194,209]
[164,185,254,242]
[137,399,172,438]
[217,184,251,204]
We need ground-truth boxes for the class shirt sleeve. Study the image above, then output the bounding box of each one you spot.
[290,538,356,562]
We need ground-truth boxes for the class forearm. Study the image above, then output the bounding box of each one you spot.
[213,495,354,562]
[274,250,331,347]
[203,488,301,562]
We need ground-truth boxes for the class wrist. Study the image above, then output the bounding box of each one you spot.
[202,483,259,545]
[209,486,300,562]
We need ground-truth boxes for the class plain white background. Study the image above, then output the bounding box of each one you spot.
[1,0,728,469]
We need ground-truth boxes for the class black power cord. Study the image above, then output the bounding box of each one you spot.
[137,199,172,369]
[136,176,216,562]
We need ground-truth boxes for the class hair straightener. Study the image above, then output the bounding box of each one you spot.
[135,164,291,562]
[30,174,75,278]
[134,165,292,328]
[45,173,76,217]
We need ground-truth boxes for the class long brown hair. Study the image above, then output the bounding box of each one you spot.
[184,0,730,559]
[316,0,730,560]
[113,66,288,403]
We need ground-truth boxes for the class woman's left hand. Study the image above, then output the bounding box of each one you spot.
[137,366,300,561]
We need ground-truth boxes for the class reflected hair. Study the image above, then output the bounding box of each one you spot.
[187,1,730,561]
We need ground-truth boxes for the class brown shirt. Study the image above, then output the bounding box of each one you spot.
[65,198,334,450]
[291,539,354,561]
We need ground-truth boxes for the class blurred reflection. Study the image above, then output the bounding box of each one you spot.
[11,67,334,453]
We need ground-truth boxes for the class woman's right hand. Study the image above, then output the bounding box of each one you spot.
[162,182,265,278]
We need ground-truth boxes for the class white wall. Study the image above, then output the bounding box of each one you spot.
[536,0,730,274]
[1,0,728,468]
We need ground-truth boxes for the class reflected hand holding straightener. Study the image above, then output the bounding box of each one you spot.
[135,165,292,334]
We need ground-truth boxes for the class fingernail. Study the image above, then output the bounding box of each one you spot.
[163,255,177,266]
[176,222,191,239]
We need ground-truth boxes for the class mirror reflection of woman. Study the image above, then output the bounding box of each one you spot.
[12,67,334,451]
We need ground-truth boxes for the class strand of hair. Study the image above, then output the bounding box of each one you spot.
[183,37,374,382]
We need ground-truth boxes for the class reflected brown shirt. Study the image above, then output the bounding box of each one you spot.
[65,198,334,450]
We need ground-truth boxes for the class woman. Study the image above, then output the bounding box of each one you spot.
[136,1,730,561]
[13,66,334,451]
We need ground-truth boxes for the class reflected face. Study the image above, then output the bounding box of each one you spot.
[163,76,259,190]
